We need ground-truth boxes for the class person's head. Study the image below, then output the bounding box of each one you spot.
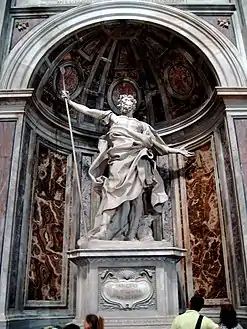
[84,314,101,329]
[220,303,238,329]
[117,94,137,116]
[63,324,80,329]
[189,295,204,311]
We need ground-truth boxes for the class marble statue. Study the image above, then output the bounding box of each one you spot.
[62,92,194,241]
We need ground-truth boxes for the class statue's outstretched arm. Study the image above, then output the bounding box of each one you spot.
[152,138,194,157]
[164,145,194,157]
[69,100,105,119]
[62,91,106,120]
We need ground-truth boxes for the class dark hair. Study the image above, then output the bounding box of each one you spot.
[220,304,238,329]
[85,314,100,329]
[63,324,80,329]
[189,295,204,311]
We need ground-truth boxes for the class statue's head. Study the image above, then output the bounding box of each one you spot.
[117,94,137,115]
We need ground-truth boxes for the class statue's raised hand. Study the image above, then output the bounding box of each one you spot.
[178,146,195,157]
[61,90,70,100]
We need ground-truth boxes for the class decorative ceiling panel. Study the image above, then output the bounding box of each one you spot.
[30,20,217,133]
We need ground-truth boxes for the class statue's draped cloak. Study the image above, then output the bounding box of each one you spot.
[88,111,168,231]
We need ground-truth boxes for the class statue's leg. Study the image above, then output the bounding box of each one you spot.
[92,201,133,240]
[92,209,116,240]
[126,194,143,240]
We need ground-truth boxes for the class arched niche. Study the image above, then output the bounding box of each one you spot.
[1,2,246,313]
[0,1,246,90]
[26,20,218,136]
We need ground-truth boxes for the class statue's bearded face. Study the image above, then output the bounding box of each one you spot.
[118,95,136,114]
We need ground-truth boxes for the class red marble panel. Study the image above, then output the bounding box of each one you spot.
[185,141,227,299]
[234,119,247,199]
[28,144,67,301]
[0,121,16,247]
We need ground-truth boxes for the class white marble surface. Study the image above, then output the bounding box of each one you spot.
[68,241,184,328]
[14,0,229,6]
[69,240,186,257]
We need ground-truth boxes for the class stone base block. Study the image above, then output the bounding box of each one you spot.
[68,241,186,329]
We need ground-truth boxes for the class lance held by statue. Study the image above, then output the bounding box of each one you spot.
[62,92,194,241]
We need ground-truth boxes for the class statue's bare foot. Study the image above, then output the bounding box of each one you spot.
[92,225,107,240]
[125,236,138,241]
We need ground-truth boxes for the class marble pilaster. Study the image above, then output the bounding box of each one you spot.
[0,0,10,72]
[0,89,33,328]
[216,87,247,306]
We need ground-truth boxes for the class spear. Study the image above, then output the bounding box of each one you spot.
[60,66,88,242]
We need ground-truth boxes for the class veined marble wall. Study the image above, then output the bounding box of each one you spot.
[27,143,67,301]
[185,140,227,300]
[22,129,96,308]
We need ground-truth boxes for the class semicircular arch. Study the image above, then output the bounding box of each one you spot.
[0,1,246,89]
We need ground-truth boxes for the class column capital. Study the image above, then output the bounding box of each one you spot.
[0,88,34,115]
[216,87,247,110]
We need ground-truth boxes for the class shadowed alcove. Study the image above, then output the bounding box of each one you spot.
[29,20,217,137]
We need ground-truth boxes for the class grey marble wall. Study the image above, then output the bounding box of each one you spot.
[0,121,16,269]
[0,0,10,72]
[0,90,32,329]
[8,124,31,309]
[217,88,247,309]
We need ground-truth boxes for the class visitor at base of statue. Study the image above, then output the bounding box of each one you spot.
[42,314,104,329]
[63,324,80,329]
[219,303,243,329]
[84,314,104,329]
[171,294,220,329]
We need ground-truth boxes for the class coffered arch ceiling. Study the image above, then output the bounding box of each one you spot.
[30,20,217,134]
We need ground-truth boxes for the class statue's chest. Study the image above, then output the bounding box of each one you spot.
[115,117,143,133]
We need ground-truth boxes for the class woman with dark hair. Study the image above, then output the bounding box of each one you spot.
[220,304,243,329]
[63,324,80,329]
[84,314,104,329]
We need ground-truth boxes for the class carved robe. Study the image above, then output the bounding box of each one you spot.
[88,111,168,240]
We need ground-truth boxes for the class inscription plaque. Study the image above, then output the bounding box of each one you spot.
[99,268,156,310]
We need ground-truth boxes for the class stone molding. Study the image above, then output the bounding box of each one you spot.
[0,89,34,98]
[0,1,246,89]
[103,316,174,324]
[0,89,34,113]
[216,87,247,96]
[68,241,186,260]
[216,87,247,108]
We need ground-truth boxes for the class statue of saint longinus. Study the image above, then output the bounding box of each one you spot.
[62,92,194,241]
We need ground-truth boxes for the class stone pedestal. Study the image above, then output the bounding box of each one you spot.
[68,241,186,329]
